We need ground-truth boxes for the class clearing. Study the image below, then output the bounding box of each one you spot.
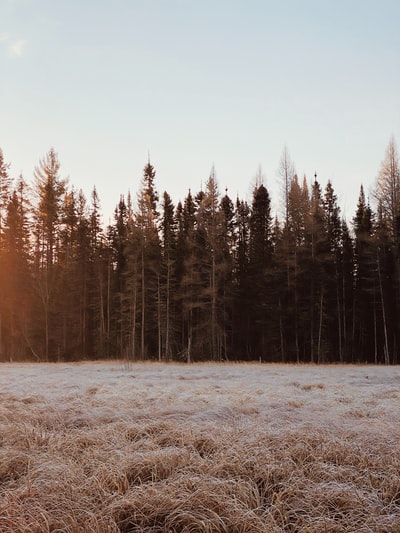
[0,361,399,532]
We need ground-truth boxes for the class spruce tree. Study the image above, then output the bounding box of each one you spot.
[353,186,376,361]
[32,148,67,360]
[160,191,177,360]
[249,184,273,359]
[136,161,161,358]
[1,187,31,360]
[232,198,250,358]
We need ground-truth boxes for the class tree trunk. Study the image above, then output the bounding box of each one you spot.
[44,303,49,362]
[131,278,137,361]
[211,249,216,360]
[317,290,324,364]
[278,298,285,362]
[99,266,105,357]
[342,268,347,362]
[107,260,111,357]
[141,247,145,359]
[336,266,343,363]
[187,312,192,364]
[165,258,170,360]
[377,249,390,364]
[82,279,87,356]
[157,274,161,361]
[294,249,299,363]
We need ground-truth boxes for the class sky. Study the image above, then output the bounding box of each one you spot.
[1,0,400,223]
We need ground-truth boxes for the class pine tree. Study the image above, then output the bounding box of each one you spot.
[177,190,202,362]
[33,148,66,269]
[219,190,235,359]
[196,171,222,359]
[1,184,31,360]
[0,150,13,360]
[32,148,67,360]
[248,184,273,359]
[293,176,327,363]
[232,198,251,358]
[353,185,376,361]
[323,181,343,361]
[276,175,310,362]
[160,191,177,360]
[87,187,109,357]
[374,201,392,363]
[57,188,80,359]
[109,196,130,357]
[135,160,161,359]
[339,220,354,362]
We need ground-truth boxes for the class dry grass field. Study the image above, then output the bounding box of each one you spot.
[0,361,399,532]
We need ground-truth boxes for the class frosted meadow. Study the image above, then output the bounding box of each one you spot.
[0,361,399,531]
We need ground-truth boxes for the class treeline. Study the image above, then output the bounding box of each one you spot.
[0,140,399,363]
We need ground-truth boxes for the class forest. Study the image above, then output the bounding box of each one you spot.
[0,139,399,364]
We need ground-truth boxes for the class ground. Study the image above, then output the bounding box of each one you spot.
[0,361,399,532]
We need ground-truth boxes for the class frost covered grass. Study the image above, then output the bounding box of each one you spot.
[0,361,399,532]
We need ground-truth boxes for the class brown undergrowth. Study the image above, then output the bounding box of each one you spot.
[0,363,399,532]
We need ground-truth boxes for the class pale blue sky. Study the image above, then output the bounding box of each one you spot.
[1,0,400,221]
